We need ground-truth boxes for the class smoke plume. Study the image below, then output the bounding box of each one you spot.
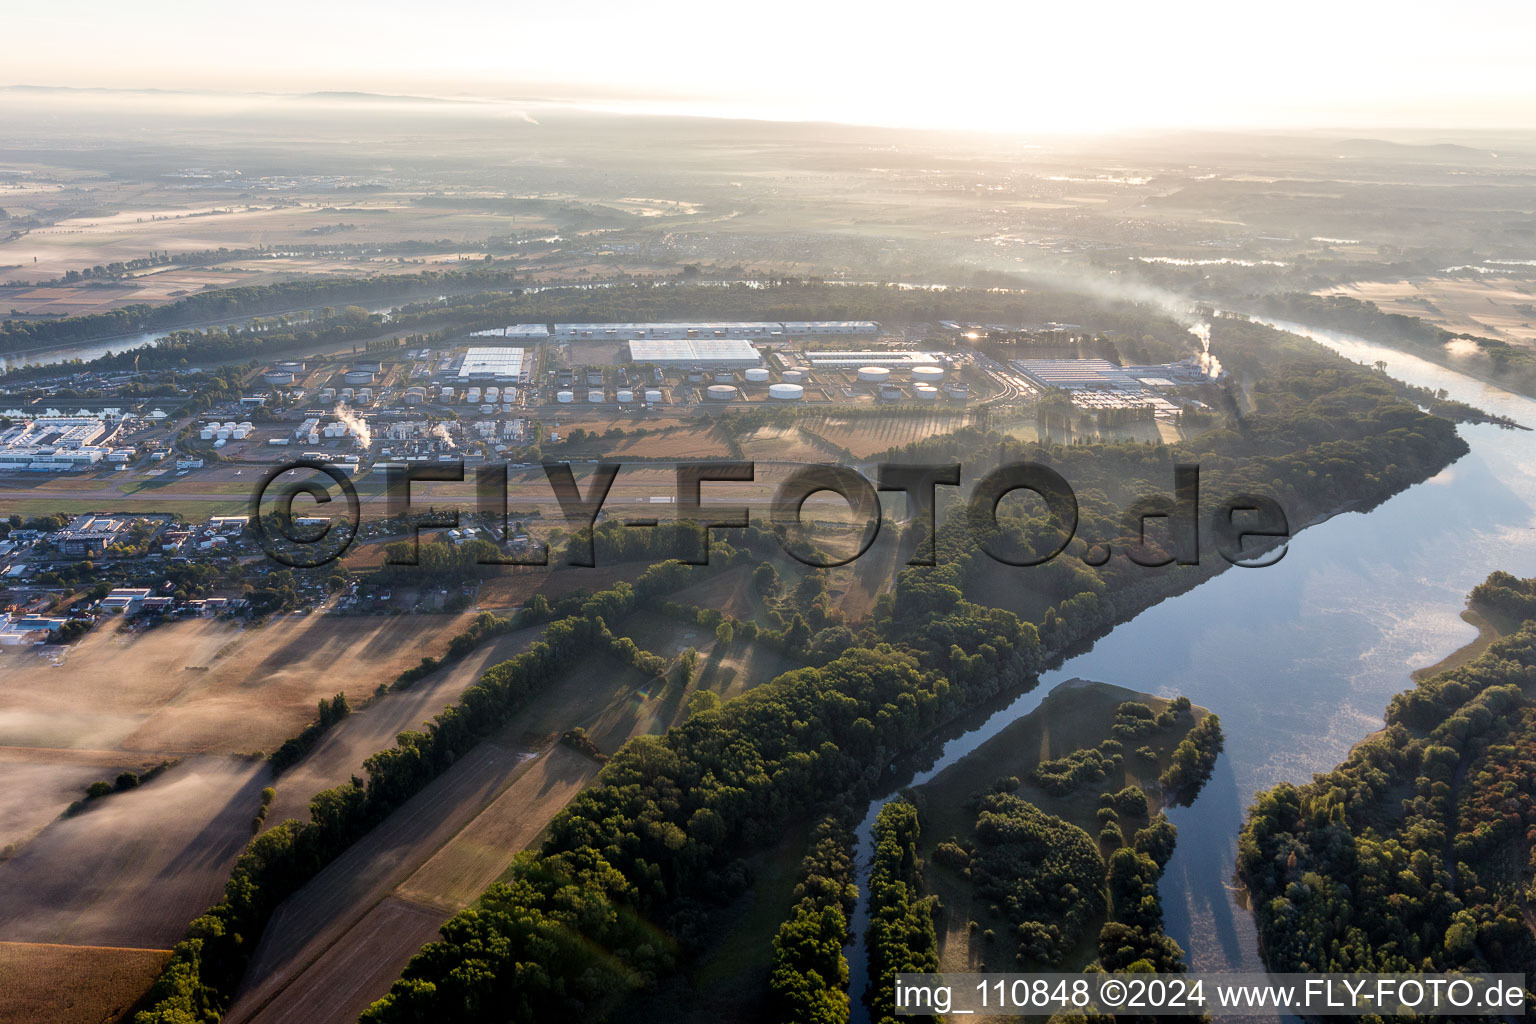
[332,403,371,448]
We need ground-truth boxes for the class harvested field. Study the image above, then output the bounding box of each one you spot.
[0,941,171,1024]
[600,425,733,460]
[230,746,598,1024]
[737,425,829,462]
[233,897,447,1024]
[1324,277,1536,346]
[397,745,597,909]
[799,411,974,456]
[0,755,269,948]
[0,754,161,853]
[0,611,483,757]
[225,741,539,1023]
[260,623,544,827]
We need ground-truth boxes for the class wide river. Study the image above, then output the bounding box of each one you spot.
[846,319,1536,1019]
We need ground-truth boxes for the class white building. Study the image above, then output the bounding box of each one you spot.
[627,339,762,367]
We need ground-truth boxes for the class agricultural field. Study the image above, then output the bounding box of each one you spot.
[0,611,483,757]
[230,746,599,1024]
[1322,276,1536,346]
[797,411,977,457]
[0,941,170,1024]
[0,755,268,947]
[224,597,801,1024]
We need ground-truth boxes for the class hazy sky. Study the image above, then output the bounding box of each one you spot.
[9,0,1536,133]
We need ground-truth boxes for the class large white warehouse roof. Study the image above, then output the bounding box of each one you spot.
[803,350,946,368]
[458,347,527,380]
[627,339,763,366]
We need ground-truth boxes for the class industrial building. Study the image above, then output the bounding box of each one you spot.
[802,350,947,369]
[777,321,880,336]
[0,416,114,472]
[557,321,878,340]
[470,324,551,339]
[1012,358,1205,416]
[56,515,130,557]
[1012,358,1204,391]
[458,346,528,382]
[626,339,763,368]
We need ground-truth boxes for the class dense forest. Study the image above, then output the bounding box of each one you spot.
[767,818,858,1024]
[1239,571,1536,991]
[864,801,938,1024]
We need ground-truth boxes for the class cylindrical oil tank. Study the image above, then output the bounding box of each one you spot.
[913,384,939,400]
[744,368,770,383]
[706,384,737,401]
[857,366,890,383]
[616,389,634,403]
[782,369,807,383]
[556,390,574,403]
[768,383,804,401]
[911,365,944,382]
[644,389,663,403]
[587,389,605,403]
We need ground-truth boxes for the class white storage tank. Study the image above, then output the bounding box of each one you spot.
[644,389,663,404]
[556,390,574,404]
[485,387,499,401]
[587,389,605,403]
[706,384,738,402]
[857,366,890,383]
[911,365,945,383]
[358,388,372,403]
[782,369,807,383]
[318,388,336,401]
[232,428,250,439]
[339,388,354,401]
[768,383,804,401]
[616,389,634,403]
[466,387,481,403]
[238,421,254,430]
[481,404,495,413]
[744,367,771,383]
[213,438,227,448]
[713,371,736,383]
[215,428,231,440]
[913,384,939,401]
[439,386,454,401]
[199,428,215,440]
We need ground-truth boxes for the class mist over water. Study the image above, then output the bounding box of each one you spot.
[845,318,1536,1020]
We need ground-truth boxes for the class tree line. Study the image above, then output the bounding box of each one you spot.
[1239,571,1536,979]
[131,559,721,1024]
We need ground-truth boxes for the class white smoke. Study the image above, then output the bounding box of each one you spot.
[332,403,371,448]
[431,422,456,448]
[1189,321,1223,377]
